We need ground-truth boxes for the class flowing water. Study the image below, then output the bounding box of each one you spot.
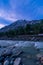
[0,40,43,65]
[0,40,43,48]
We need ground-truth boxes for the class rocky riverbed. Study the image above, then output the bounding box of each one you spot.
[0,35,43,41]
[0,44,43,65]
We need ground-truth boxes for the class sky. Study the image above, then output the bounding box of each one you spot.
[0,0,43,28]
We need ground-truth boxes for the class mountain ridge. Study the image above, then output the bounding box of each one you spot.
[0,19,42,32]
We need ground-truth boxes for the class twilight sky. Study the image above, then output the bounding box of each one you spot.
[0,0,43,28]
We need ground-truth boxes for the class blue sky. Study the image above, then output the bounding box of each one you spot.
[0,0,43,28]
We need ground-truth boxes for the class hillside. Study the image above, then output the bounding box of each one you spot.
[0,19,43,41]
[0,19,41,32]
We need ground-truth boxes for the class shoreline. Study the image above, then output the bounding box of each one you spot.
[0,35,43,41]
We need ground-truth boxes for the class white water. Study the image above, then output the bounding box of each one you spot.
[0,40,43,48]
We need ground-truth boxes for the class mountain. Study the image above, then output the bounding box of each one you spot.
[0,19,41,32]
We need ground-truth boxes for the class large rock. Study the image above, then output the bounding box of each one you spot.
[13,58,21,65]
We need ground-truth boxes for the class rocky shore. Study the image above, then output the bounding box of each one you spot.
[0,46,23,65]
[0,45,43,65]
[0,35,43,41]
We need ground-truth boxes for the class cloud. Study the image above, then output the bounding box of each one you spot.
[0,0,43,23]
[0,0,43,28]
[0,9,17,21]
[0,24,5,28]
[10,0,43,20]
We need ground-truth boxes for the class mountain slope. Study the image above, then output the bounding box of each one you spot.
[0,19,41,32]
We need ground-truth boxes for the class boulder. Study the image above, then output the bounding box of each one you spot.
[13,58,21,65]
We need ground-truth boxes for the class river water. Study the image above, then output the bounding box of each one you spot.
[0,40,43,48]
[0,40,43,65]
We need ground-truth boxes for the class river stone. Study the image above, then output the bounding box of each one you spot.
[40,57,43,64]
[36,54,43,60]
[13,58,21,65]
[3,60,9,65]
[10,58,14,65]
[10,60,14,65]
[12,48,22,56]
[3,48,12,56]
[0,49,5,57]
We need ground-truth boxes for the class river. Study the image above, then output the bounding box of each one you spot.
[0,40,43,48]
[0,40,43,65]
